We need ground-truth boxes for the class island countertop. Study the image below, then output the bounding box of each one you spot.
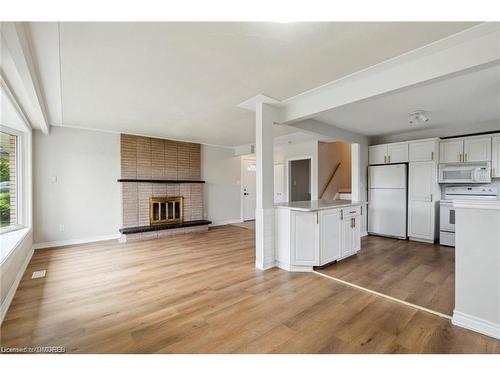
[274,199,367,212]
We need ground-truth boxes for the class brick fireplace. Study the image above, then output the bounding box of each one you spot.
[118,134,210,241]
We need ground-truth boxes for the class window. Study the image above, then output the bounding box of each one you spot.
[0,130,19,231]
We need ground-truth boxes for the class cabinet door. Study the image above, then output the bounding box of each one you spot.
[439,140,463,163]
[387,143,408,163]
[492,136,500,177]
[351,217,361,253]
[319,209,342,265]
[369,145,388,165]
[291,211,318,266]
[341,219,353,258]
[408,162,436,240]
[463,137,492,162]
[409,140,437,162]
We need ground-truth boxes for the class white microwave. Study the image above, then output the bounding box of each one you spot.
[438,162,491,184]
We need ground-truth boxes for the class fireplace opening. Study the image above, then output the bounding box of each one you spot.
[149,196,184,225]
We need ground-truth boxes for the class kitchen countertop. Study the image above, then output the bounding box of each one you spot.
[275,199,367,212]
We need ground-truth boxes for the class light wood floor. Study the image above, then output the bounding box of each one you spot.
[1,226,499,353]
[317,235,455,315]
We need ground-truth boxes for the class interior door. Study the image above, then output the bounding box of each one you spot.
[408,162,435,240]
[289,159,311,202]
[242,159,256,221]
[439,140,463,163]
[319,209,342,265]
[463,137,491,162]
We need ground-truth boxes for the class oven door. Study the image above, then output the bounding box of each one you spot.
[440,202,455,233]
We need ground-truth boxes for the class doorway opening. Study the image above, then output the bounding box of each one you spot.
[289,158,311,202]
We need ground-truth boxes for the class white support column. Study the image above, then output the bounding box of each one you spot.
[255,102,278,270]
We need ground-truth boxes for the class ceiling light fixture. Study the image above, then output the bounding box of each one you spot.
[409,110,429,126]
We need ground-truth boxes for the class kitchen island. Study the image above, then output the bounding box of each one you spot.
[275,200,367,272]
[452,199,500,340]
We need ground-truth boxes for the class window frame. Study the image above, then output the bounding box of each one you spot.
[0,125,24,234]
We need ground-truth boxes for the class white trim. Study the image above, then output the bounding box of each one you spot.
[256,260,276,271]
[209,219,243,227]
[313,271,452,320]
[361,231,368,237]
[0,246,33,325]
[452,310,500,340]
[276,261,313,273]
[33,234,121,250]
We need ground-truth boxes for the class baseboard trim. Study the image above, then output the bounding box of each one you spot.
[409,237,435,244]
[33,234,121,250]
[209,219,243,227]
[1,246,34,325]
[256,260,276,271]
[452,310,500,340]
[361,231,368,237]
[276,261,313,273]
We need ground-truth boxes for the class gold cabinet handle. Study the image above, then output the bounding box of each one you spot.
[384,155,387,163]
[388,155,391,163]
[465,153,468,162]
[316,212,319,224]
[459,154,462,162]
[431,151,434,161]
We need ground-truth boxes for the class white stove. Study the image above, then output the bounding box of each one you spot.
[440,185,498,247]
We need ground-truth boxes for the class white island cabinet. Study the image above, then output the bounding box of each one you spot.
[275,200,365,272]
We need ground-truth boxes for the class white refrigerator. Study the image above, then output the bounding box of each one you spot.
[368,164,407,239]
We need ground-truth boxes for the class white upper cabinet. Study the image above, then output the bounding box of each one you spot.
[409,139,438,162]
[439,136,492,163]
[387,143,409,163]
[492,135,500,177]
[368,145,388,165]
[439,139,464,163]
[369,143,408,165]
[463,136,491,162]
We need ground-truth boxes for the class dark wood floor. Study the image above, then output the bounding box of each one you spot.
[317,235,455,315]
[1,226,498,353]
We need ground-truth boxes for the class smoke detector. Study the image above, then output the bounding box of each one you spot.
[409,110,429,125]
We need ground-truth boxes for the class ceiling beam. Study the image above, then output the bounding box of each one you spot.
[279,22,500,124]
[1,22,50,134]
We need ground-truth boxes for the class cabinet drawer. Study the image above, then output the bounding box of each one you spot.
[342,206,361,218]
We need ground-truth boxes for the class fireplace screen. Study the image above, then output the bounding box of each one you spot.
[149,196,184,225]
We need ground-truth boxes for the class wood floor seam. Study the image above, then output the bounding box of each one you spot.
[312,270,453,320]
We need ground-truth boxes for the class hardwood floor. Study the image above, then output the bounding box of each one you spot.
[316,235,455,315]
[1,226,499,353]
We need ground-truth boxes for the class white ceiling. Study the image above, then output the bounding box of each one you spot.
[27,22,479,146]
[314,63,500,137]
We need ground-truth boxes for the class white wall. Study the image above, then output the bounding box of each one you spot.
[33,127,121,246]
[201,145,242,225]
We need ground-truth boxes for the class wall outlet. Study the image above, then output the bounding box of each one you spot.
[51,175,58,183]
[32,270,46,279]
[59,224,65,232]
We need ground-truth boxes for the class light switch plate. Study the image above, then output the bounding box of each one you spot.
[32,270,47,279]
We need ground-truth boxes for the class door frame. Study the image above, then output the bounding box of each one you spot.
[287,156,313,202]
[240,156,256,222]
